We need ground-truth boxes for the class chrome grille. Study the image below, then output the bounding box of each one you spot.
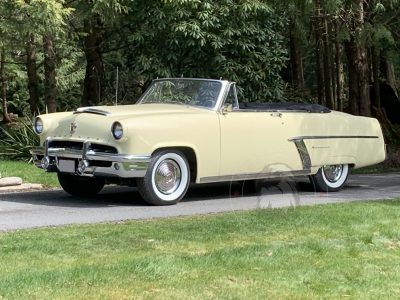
[50,141,118,154]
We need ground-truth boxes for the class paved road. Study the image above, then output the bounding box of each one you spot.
[0,173,399,232]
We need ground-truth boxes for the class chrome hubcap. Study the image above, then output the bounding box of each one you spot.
[154,159,181,195]
[323,165,343,183]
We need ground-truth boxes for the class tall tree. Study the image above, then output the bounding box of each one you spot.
[43,34,57,112]
[26,33,40,114]
[82,16,103,106]
[322,15,335,109]
[289,19,305,88]
[334,18,344,111]
[1,49,12,124]
[314,3,326,105]
[9,0,73,113]
[0,4,13,123]
[67,0,130,106]
[343,0,370,116]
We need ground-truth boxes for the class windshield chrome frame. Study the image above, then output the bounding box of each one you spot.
[136,78,231,111]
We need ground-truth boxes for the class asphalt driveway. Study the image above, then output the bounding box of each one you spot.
[0,172,399,232]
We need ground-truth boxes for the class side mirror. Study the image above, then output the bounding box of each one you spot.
[222,104,233,115]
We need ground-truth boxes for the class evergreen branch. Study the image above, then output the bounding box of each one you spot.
[2,61,26,65]
[383,11,400,27]
[102,42,138,54]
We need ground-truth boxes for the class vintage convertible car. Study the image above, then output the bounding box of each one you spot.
[30,78,386,205]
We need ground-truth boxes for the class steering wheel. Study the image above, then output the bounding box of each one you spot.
[203,100,216,107]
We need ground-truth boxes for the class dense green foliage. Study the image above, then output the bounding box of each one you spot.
[125,0,287,101]
[0,0,399,118]
[0,0,289,115]
[0,119,39,161]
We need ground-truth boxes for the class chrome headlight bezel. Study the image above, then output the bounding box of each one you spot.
[33,117,44,134]
[111,122,123,140]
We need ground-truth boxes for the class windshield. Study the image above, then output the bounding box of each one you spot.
[137,79,222,109]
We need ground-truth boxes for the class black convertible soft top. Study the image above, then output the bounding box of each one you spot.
[238,102,331,113]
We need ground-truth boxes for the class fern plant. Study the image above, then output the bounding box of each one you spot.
[0,119,39,161]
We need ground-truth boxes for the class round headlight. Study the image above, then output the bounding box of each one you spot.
[33,117,43,134]
[111,122,123,140]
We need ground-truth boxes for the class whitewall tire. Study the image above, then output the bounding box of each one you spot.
[310,164,349,192]
[137,150,190,205]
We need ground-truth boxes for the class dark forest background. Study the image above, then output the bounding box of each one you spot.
[1,0,399,132]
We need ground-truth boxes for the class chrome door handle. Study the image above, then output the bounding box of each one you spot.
[270,113,282,118]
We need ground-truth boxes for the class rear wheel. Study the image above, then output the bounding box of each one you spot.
[58,173,105,196]
[310,164,349,192]
[137,150,190,206]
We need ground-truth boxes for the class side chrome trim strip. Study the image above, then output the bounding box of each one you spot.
[288,135,379,141]
[229,110,317,113]
[200,169,311,183]
[292,140,312,170]
[201,137,315,183]
[288,135,379,171]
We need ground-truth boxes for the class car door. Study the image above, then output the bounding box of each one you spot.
[217,84,305,181]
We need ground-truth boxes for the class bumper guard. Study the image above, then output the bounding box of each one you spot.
[30,138,151,178]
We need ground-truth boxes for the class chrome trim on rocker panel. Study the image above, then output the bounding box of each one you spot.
[30,140,151,178]
[200,169,310,183]
[200,136,315,183]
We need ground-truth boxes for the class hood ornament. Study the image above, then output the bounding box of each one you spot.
[70,122,78,134]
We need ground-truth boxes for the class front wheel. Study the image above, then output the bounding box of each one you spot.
[137,150,190,206]
[309,164,349,192]
[58,173,105,196]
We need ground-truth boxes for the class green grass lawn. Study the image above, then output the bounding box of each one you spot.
[1,199,400,299]
[0,160,59,187]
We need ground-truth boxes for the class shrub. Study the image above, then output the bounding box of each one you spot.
[0,118,39,161]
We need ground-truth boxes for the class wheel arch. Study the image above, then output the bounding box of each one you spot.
[151,146,198,183]
[317,156,356,168]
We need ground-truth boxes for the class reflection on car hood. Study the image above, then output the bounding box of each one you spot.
[74,103,209,119]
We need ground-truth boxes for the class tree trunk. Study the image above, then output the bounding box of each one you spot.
[329,21,337,108]
[43,35,57,113]
[343,0,371,117]
[82,16,103,106]
[335,19,344,111]
[371,44,381,108]
[357,45,371,115]
[1,50,12,124]
[344,38,360,115]
[380,57,398,97]
[289,20,305,88]
[315,4,325,106]
[322,16,334,109]
[26,33,40,114]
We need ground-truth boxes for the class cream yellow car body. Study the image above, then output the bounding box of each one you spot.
[30,78,386,205]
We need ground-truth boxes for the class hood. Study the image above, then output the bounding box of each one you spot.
[41,103,211,144]
[75,103,209,119]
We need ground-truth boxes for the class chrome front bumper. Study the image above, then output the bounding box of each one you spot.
[30,139,151,178]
